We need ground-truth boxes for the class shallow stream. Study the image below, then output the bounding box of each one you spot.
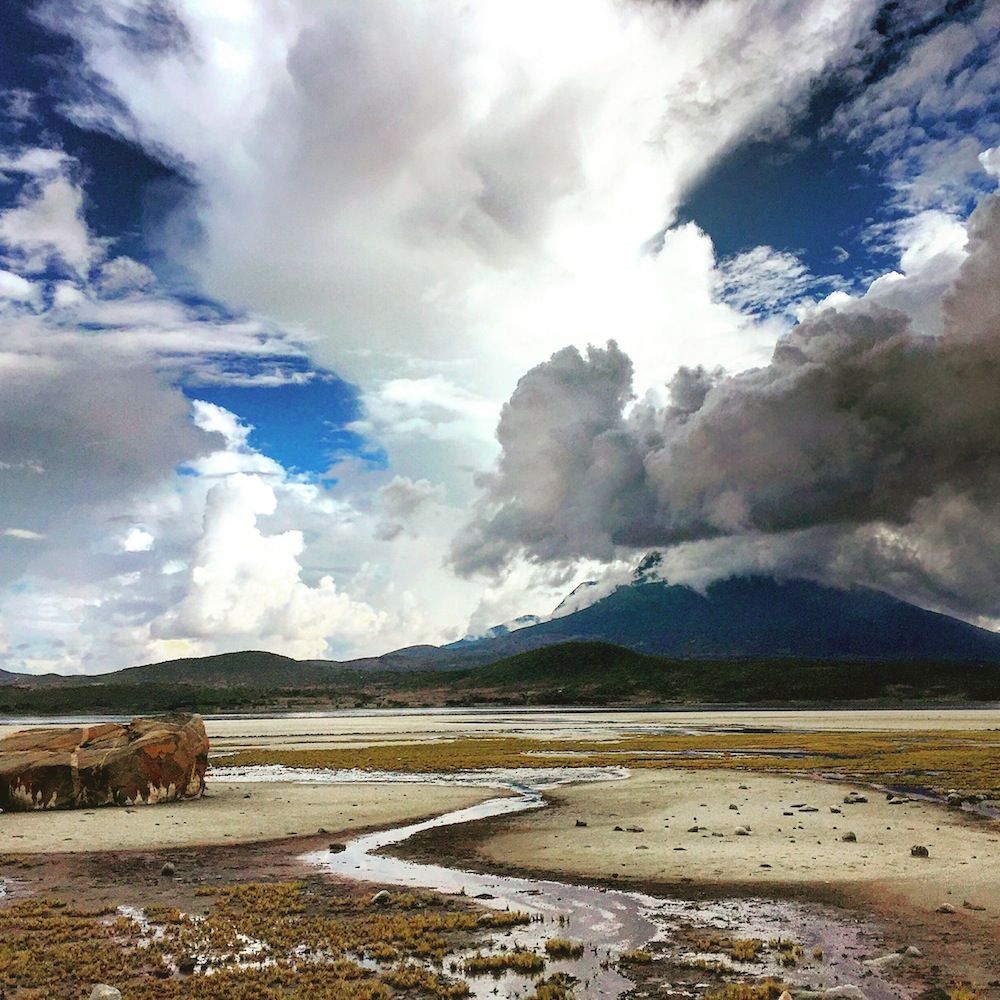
[215,765,910,1000]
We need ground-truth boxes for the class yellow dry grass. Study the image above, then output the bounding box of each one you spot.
[618,949,654,964]
[221,728,1000,798]
[706,980,788,1000]
[544,938,585,959]
[527,972,577,1000]
[463,948,546,976]
[0,882,532,998]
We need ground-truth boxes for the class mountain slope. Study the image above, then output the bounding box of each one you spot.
[5,574,1000,691]
[449,575,1000,662]
[83,650,338,688]
[450,641,1000,703]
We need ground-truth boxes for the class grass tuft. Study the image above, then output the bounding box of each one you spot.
[545,938,585,959]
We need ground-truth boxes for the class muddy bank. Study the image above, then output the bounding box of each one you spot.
[385,769,1000,994]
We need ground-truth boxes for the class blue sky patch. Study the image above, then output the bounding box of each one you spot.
[678,86,891,283]
[186,372,382,478]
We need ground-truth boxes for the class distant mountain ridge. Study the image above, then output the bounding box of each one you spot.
[447,574,1000,663]
[3,572,1000,687]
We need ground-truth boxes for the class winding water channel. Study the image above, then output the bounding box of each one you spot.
[216,765,909,1000]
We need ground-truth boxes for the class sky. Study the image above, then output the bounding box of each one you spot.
[1,0,999,674]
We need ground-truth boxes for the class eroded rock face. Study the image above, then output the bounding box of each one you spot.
[0,713,209,811]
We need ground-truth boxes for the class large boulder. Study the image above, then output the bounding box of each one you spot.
[0,713,208,811]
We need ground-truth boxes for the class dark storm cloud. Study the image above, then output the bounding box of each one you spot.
[453,192,1000,613]
[0,361,222,582]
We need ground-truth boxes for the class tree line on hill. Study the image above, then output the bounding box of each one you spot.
[1,642,999,715]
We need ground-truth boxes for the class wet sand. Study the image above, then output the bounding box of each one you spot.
[0,779,497,853]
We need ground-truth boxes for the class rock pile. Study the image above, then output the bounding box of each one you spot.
[0,713,209,812]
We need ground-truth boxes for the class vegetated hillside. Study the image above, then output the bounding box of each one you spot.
[2,641,999,716]
[80,650,346,688]
[447,641,1000,704]
[449,576,1000,662]
[8,574,1000,695]
[0,667,65,686]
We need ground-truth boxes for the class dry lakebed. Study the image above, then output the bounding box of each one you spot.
[1,707,998,1000]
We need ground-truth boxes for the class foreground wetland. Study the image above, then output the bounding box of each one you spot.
[1,709,998,1000]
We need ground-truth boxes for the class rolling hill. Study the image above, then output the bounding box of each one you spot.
[3,573,1000,703]
[445,641,1000,703]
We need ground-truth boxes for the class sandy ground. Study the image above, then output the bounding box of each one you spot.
[3,707,999,751]
[474,770,1000,927]
[0,779,495,853]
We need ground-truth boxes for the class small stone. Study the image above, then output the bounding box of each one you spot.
[736,827,751,836]
[779,991,793,1000]
[614,825,624,832]
[904,946,923,958]
[910,845,929,858]
[864,953,903,971]
[90,988,123,1000]
[371,890,391,906]
[626,825,645,833]
[729,804,739,811]
[936,902,956,913]
[328,842,347,853]
[841,831,857,842]
[177,955,197,974]
[825,985,868,1000]
[575,819,588,827]
[687,825,700,833]
[160,862,176,877]
[830,807,842,814]
[963,900,986,911]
